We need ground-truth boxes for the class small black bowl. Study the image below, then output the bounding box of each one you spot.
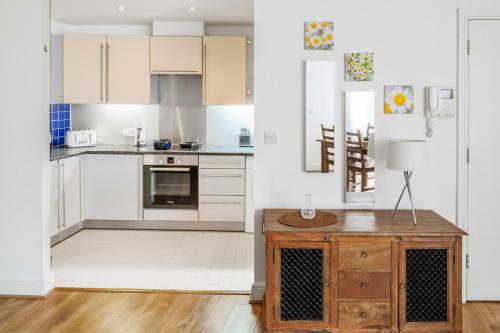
[153,140,172,150]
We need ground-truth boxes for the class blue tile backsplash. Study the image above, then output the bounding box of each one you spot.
[50,104,71,147]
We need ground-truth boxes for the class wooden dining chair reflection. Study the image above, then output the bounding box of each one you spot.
[317,124,335,173]
[366,122,375,136]
[346,130,375,192]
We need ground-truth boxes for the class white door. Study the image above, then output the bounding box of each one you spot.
[467,19,500,300]
[61,156,81,229]
[86,154,143,221]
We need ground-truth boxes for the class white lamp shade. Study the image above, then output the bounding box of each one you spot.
[387,139,428,171]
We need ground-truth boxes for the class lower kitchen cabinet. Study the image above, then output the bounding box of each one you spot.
[199,195,245,222]
[86,154,143,221]
[50,156,84,238]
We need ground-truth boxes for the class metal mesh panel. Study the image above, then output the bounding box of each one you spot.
[406,248,448,322]
[280,248,323,321]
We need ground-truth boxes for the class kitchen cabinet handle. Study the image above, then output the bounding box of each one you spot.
[200,201,243,205]
[200,174,243,178]
[150,167,191,172]
[138,157,142,220]
[100,44,104,102]
[54,164,61,230]
[106,44,110,102]
[60,163,66,228]
[151,70,200,73]
[203,44,207,104]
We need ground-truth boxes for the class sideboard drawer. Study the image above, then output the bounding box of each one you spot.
[338,301,390,329]
[338,271,390,300]
[338,242,391,270]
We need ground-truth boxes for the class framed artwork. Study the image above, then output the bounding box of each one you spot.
[345,52,374,81]
[384,85,414,114]
[304,21,334,50]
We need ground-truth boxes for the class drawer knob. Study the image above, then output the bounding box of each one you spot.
[360,251,368,258]
[360,281,368,288]
[399,282,406,290]
[360,311,368,319]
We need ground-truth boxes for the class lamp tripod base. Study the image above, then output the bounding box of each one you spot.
[391,171,417,225]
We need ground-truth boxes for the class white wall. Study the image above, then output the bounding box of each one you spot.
[206,105,255,146]
[72,105,160,144]
[0,0,54,295]
[252,0,500,300]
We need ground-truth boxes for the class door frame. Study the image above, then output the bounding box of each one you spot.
[457,7,500,302]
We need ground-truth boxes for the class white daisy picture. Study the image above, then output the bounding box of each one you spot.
[384,85,414,114]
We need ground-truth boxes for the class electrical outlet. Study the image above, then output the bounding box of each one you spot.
[264,132,278,145]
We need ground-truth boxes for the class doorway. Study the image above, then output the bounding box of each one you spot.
[459,11,500,301]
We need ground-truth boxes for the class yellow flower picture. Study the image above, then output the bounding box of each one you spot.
[304,21,334,50]
[345,52,374,81]
[384,86,414,114]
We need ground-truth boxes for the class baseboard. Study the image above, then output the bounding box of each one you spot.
[0,272,54,297]
[250,282,265,302]
[55,287,250,295]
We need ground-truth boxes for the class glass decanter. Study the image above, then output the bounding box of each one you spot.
[301,193,316,219]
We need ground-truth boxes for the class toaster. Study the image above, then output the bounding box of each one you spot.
[65,130,97,148]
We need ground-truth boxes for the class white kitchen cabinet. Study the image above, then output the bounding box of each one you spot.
[49,161,60,237]
[106,35,150,104]
[199,155,245,169]
[199,195,245,222]
[203,36,247,105]
[63,35,107,104]
[87,154,143,221]
[150,36,202,74]
[50,155,83,238]
[61,156,81,229]
[199,169,245,195]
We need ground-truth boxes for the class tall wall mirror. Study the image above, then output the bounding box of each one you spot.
[345,91,375,204]
[305,60,335,173]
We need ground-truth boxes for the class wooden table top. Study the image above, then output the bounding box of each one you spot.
[263,209,467,236]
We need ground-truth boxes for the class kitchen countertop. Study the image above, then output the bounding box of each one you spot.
[50,144,255,161]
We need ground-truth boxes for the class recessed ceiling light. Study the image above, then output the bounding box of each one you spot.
[188,5,196,11]
[116,5,126,11]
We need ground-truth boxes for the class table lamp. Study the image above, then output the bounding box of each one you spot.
[387,139,428,224]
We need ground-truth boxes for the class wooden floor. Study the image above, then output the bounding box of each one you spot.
[0,291,498,332]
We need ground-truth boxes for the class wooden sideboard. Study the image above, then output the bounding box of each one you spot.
[263,209,466,333]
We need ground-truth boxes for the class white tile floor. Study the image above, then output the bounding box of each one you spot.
[52,229,254,292]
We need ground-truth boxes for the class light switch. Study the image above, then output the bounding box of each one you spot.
[264,132,278,145]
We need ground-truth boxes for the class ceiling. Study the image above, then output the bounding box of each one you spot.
[51,0,253,25]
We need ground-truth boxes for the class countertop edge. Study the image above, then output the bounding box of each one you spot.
[50,146,255,161]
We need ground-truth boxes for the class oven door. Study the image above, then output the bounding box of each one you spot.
[143,165,198,209]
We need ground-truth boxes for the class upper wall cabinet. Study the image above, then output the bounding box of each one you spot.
[63,35,150,105]
[63,35,107,104]
[150,36,202,74]
[106,36,150,104]
[203,36,247,105]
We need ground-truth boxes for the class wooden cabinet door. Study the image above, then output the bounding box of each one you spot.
[86,154,143,221]
[203,36,247,105]
[107,35,150,104]
[61,156,81,229]
[150,36,202,74]
[63,35,106,104]
[399,241,455,332]
[271,240,331,331]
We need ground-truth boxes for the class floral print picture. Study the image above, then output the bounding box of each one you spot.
[304,21,334,50]
[345,52,374,81]
[384,85,414,114]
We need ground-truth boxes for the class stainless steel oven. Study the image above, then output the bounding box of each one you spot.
[143,155,198,209]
